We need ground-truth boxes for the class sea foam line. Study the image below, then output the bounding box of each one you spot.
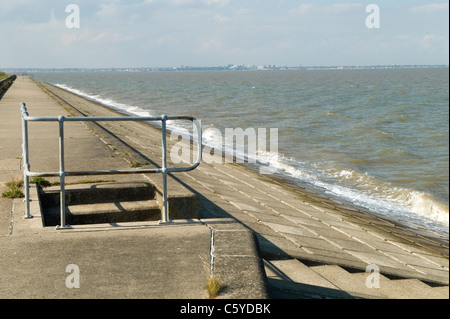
[55,83,159,118]
[268,156,449,233]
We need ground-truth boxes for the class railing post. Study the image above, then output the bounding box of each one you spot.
[159,115,171,224]
[194,118,203,166]
[20,103,32,219]
[56,116,70,229]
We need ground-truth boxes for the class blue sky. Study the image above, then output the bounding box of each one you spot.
[0,0,448,68]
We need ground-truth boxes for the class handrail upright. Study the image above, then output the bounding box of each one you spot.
[160,115,170,224]
[57,116,69,229]
[21,103,32,219]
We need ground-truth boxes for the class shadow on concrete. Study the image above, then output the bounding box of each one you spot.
[80,117,293,260]
[264,261,356,299]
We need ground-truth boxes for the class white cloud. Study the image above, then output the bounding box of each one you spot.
[200,37,222,52]
[204,0,229,6]
[289,3,362,15]
[214,14,229,23]
[95,3,120,19]
[91,31,138,44]
[328,3,362,13]
[288,4,314,15]
[420,34,446,49]
[411,3,449,14]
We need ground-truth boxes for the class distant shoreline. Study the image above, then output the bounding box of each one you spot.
[3,64,449,74]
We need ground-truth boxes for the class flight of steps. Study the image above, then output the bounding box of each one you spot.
[40,181,162,226]
[264,259,449,299]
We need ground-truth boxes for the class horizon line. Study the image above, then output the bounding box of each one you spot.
[2,64,449,72]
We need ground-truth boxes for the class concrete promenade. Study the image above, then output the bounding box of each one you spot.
[0,77,266,299]
[0,76,448,299]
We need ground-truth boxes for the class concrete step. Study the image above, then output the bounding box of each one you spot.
[40,181,155,207]
[266,259,338,289]
[349,272,449,299]
[263,259,354,299]
[311,265,449,299]
[38,180,201,226]
[310,264,393,299]
[265,260,449,299]
[43,200,161,226]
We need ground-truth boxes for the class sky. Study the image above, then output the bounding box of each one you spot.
[0,0,448,68]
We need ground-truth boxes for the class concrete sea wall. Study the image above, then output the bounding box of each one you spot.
[0,75,17,97]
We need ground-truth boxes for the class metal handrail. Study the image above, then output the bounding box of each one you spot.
[20,102,202,229]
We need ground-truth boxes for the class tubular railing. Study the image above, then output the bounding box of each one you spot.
[20,102,202,229]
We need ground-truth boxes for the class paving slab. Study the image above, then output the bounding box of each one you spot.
[0,222,211,299]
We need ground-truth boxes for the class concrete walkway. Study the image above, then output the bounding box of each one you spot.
[0,76,448,299]
[0,77,267,299]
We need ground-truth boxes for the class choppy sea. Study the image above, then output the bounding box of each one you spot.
[33,68,449,236]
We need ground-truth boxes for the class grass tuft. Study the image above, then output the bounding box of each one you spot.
[2,179,24,199]
[1,189,24,199]
[130,161,149,168]
[0,72,13,81]
[206,277,222,299]
[30,177,52,188]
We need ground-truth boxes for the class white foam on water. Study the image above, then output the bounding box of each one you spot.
[55,83,159,118]
[407,191,449,227]
[266,155,449,234]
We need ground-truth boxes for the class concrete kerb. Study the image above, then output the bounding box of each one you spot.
[202,218,269,299]
[0,75,16,97]
[13,184,44,234]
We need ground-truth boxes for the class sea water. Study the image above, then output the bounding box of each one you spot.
[33,68,449,236]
